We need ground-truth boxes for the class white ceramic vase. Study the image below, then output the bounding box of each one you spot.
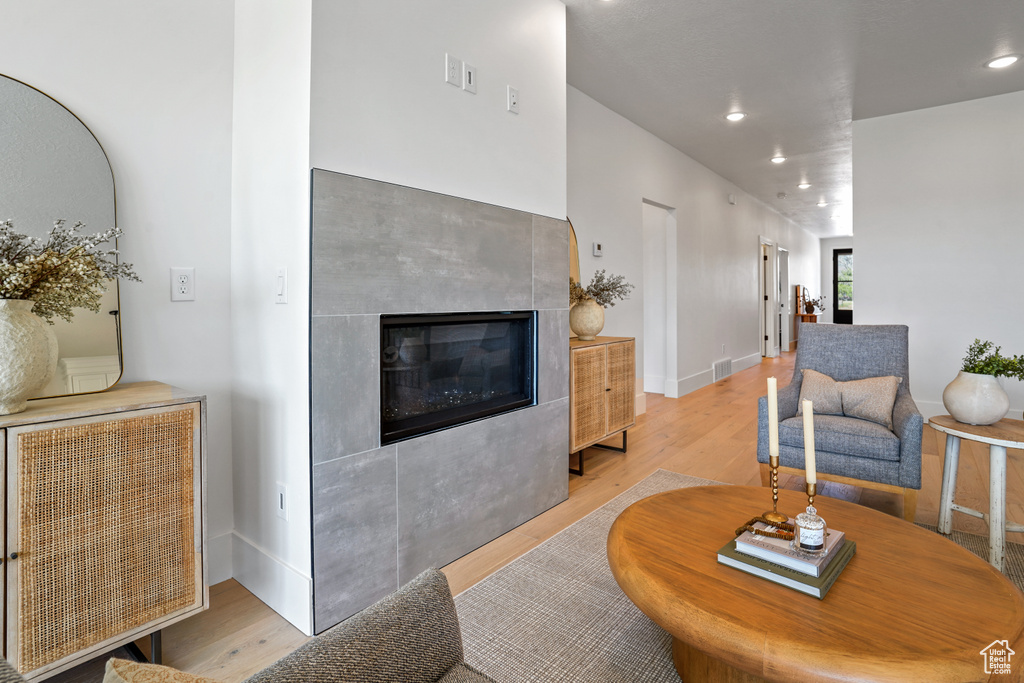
[941,370,1010,426]
[569,299,605,341]
[0,300,59,415]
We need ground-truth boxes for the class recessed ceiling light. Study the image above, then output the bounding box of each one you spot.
[817,201,829,207]
[798,182,811,189]
[771,156,786,164]
[986,54,1021,69]
[725,112,746,122]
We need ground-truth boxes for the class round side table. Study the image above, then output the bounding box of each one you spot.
[929,414,1024,571]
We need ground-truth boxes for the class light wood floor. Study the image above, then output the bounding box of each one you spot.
[155,351,1024,680]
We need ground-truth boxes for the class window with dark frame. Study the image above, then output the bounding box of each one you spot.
[833,248,853,324]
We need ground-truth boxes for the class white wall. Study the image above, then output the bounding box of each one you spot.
[854,90,1024,417]
[231,0,314,633]
[819,236,854,324]
[568,87,819,396]
[309,0,566,220]
[1,0,236,582]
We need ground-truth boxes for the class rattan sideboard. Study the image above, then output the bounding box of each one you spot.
[0,381,207,680]
[569,337,635,475]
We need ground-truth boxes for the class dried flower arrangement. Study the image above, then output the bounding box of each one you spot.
[804,295,827,314]
[569,269,634,308]
[0,219,141,323]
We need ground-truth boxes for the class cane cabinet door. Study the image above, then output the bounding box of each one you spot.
[4,398,205,680]
[569,337,635,453]
[605,340,635,436]
[569,344,608,452]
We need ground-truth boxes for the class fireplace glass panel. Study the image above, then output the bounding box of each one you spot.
[381,311,536,444]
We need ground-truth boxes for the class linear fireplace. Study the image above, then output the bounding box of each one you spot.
[380,311,537,445]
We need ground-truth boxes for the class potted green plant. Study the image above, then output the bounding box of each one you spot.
[569,269,633,341]
[942,339,1024,425]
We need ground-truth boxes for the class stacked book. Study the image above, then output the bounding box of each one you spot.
[717,522,855,599]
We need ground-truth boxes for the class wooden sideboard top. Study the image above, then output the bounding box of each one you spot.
[570,336,635,350]
[0,381,205,429]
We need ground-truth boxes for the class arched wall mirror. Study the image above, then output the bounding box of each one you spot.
[0,74,122,398]
[568,218,580,284]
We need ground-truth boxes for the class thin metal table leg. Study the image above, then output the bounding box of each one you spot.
[569,450,584,476]
[937,434,961,535]
[990,444,1008,572]
[591,430,627,454]
[151,630,163,665]
[571,431,627,476]
[123,629,162,664]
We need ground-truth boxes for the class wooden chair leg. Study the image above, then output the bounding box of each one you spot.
[759,463,772,487]
[903,488,919,523]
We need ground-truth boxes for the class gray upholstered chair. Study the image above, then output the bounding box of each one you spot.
[0,569,493,683]
[757,324,924,521]
[245,568,493,682]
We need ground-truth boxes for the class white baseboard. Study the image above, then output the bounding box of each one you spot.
[643,374,664,395]
[206,531,233,586]
[916,399,945,420]
[664,352,763,399]
[232,532,313,636]
[669,370,710,398]
[734,352,761,373]
[635,390,646,416]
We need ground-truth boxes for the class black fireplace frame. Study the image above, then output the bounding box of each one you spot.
[379,310,537,445]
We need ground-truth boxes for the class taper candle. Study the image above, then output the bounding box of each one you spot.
[802,399,816,484]
[767,377,779,457]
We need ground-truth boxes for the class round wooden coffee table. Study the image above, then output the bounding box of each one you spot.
[608,485,1024,682]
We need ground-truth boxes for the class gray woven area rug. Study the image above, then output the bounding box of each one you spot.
[454,468,1024,683]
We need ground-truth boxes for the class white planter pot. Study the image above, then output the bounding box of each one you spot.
[942,370,1010,426]
[0,300,59,415]
[569,299,605,341]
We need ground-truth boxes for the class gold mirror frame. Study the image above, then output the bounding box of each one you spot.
[568,218,581,285]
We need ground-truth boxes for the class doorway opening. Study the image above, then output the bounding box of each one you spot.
[759,238,780,358]
[833,248,853,324]
[778,248,791,351]
[642,200,678,397]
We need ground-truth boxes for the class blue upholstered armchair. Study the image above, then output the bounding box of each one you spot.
[757,324,924,521]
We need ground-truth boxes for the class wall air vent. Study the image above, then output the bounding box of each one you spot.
[713,358,733,382]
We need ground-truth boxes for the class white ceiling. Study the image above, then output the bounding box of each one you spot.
[564,0,1024,238]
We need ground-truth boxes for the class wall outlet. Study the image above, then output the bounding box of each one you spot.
[592,242,603,257]
[170,267,195,302]
[445,53,463,87]
[507,85,519,114]
[276,483,288,520]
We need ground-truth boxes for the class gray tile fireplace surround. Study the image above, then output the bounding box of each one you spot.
[310,169,570,633]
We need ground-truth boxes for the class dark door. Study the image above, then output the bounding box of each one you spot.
[833,249,853,324]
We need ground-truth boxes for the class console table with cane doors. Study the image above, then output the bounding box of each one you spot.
[569,337,635,475]
[0,381,207,680]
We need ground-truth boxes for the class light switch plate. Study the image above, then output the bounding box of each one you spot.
[275,267,288,304]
